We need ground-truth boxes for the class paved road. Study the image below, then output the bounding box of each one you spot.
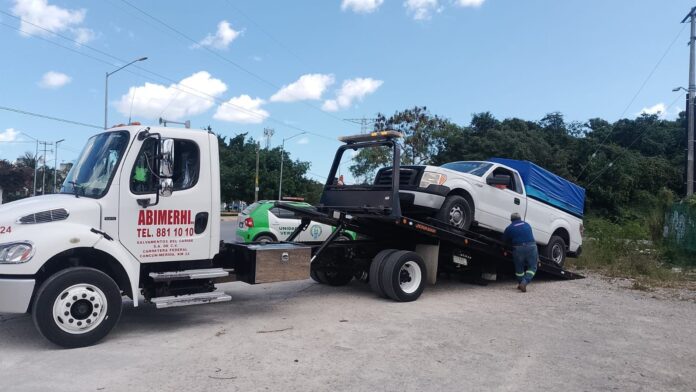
[220,218,238,243]
[1,274,694,391]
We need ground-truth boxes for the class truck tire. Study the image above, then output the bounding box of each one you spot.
[436,195,473,231]
[369,249,398,298]
[544,235,566,267]
[316,269,353,286]
[32,267,123,348]
[253,233,276,243]
[310,267,322,283]
[380,251,427,302]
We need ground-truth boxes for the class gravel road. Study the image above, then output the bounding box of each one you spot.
[1,273,694,391]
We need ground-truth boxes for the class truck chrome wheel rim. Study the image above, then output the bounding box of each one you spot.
[449,206,465,228]
[399,261,421,294]
[52,284,108,334]
[552,244,563,264]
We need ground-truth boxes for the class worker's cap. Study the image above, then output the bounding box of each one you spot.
[510,212,521,221]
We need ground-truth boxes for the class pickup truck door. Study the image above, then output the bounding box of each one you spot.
[118,134,213,263]
[478,168,527,232]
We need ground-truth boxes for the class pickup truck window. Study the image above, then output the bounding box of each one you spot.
[441,162,492,177]
[488,167,523,194]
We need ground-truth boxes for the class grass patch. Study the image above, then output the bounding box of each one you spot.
[567,217,696,288]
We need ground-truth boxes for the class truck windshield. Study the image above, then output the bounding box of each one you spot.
[441,161,492,177]
[61,131,130,198]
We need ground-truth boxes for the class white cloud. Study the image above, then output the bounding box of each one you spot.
[38,71,71,89]
[639,103,667,116]
[270,73,335,103]
[404,0,442,20]
[115,71,227,121]
[297,136,310,145]
[214,95,269,124]
[12,0,96,44]
[455,0,485,7]
[341,0,384,13]
[322,77,383,112]
[0,128,19,142]
[197,20,241,50]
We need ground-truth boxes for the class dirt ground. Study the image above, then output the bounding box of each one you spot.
[1,273,695,392]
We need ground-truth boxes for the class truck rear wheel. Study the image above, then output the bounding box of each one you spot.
[380,251,427,302]
[32,267,122,348]
[544,235,566,267]
[369,249,397,298]
[436,195,473,231]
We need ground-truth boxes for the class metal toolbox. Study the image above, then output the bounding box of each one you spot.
[229,243,311,284]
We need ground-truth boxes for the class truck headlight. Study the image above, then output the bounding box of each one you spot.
[419,172,447,188]
[0,242,35,264]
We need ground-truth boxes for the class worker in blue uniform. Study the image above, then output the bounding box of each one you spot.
[502,213,538,292]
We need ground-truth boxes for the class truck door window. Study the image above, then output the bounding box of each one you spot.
[129,139,200,195]
[488,168,521,193]
[130,138,158,194]
[172,140,199,191]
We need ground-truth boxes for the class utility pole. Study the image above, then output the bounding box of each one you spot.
[278,132,306,200]
[38,141,53,195]
[683,7,696,196]
[53,139,64,193]
[263,128,274,149]
[33,140,38,196]
[345,117,376,134]
[255,142,260,202]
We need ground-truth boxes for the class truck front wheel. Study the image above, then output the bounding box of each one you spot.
[544,235,567,267]
[436,195,473,231]
[32,267,123,348]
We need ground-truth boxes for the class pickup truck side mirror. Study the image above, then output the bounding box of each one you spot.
[486,174,511,187]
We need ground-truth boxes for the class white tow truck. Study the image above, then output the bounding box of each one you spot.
[0,126,580,348]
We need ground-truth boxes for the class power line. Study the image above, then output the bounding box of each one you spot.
[223,0,309,68]
[0,15,336,142]
[584,93,684,188]
[577,23,688,180]
[0,105,102,129]
[116,0,347,124]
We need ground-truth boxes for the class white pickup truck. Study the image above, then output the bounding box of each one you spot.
[374,159,585,266]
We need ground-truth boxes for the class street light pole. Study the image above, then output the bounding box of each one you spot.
[682,8,696,196]
[278,131,307,200]
[53,139,64,193]
[104,57,148,129]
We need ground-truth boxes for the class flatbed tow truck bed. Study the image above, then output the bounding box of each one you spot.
[280,202,583,282]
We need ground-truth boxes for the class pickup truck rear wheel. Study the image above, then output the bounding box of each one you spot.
[381,251,427,302]
[544,235,567,267]
[436,195,473,231]
[32,267,122,348]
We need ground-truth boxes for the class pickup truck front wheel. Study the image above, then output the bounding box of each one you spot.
[436,195,473,231]
[544,235,567,267]
[32,267,122,348]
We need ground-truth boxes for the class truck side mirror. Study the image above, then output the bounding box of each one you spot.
[159,138,175,178]
[486,174,511,187]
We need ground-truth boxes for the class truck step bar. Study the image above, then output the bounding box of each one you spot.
[148,268,229,282]
[150,291,232,309]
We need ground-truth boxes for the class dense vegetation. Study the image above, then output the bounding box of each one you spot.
[351,106,686,218]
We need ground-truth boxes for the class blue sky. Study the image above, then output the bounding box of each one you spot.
[0,0,694,183]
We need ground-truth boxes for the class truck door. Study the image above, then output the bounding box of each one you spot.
[479,167,527,231]
[118,133,213,263]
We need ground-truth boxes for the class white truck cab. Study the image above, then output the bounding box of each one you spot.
[0,125,223,347]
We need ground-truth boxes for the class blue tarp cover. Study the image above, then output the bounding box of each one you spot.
[488,158,585,217]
